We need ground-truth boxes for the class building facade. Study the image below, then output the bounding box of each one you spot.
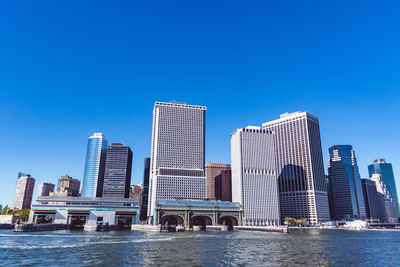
[50,174,81,197]
[368,159,400,218]
[37,183,55,197]
[130,184,143,208]
[231,126,280,226]
[81,132,108,197]
[327,145,366,219]
[30,196,139,228]
[361,178,381,220]
[215,169,232,202]
[370,174,398,222]
[102,143,133,198]
[13,172,35,209]
[148,101,207,221]
[140,158,150,222]
[262,112,330,225]
[205,163,231,200]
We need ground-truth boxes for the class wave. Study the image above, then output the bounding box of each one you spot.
[0,237,176,250]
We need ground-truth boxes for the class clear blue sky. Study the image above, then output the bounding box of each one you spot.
[1,1,399,206]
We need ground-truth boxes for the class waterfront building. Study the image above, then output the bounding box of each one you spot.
[154,199,242,230]
[37,183,55,197]
[262,112,330,225]
[102,143,133,198]
[140,158,150,222]
[30,196,139,228]
[81,132,108,197]
[13,172,35,210]
[231,126,280,226]
[370,174,397,223]
[205,163,231,200]
[361,178,381,220]
[368,159,400,218]
[50,174,80,197]
[148,101,207,221]
[327,145,366,219]
[215,169,232,202]
[130,184,143,208]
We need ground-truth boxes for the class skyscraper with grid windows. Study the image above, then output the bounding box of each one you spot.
[231,126,280,226]
[147,101,207,222]
[262,112,330,225]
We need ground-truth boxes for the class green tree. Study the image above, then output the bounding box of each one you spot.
[16,209,31,222]
[1,205,10,215]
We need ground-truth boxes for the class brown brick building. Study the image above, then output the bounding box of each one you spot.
[205,163,231,201]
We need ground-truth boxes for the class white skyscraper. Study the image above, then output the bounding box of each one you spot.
[262,112,330,225]
[231,126,280,226]
[147,101,207,221]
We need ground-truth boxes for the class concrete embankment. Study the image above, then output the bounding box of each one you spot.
[0,224,15,229]
[234,226,288,233]
[131,224,161,232]
[14,223,67,232]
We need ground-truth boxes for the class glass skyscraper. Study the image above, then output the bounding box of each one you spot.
[368,159,400,218]
[328,145,366,219]
[81,132,108,197]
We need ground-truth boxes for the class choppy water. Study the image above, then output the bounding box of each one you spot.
[0,229,399,266]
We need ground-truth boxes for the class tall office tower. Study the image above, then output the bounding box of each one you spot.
[262,112,330,225]
[361,179,381,220]
[102,143,133,198]
[13,172,35,209]
[140,158,150,222]
[148,101,207,220]
[205,163,231,200]
[81,132,108,197]
[231,126,280,226]
[368,159,400,218]
[327,145,366,219]
[370,174,398,222]
[37,183,55,197]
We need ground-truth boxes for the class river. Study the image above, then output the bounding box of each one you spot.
[0,229,399,266]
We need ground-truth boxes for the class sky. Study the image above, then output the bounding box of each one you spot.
[0,1,399,206]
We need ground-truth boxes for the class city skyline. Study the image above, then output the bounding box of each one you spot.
[1,106,399,207]
[1,1,400,207]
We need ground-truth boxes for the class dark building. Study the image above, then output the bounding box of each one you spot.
[361,179,380,220]
[215,169,232,201]
[368,159,400,218]
[140,158,150,222]
[205,163,231,200]
[327,145,366,220]
[102,143,133,198]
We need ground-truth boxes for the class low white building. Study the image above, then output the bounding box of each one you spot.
[30,196,140,229]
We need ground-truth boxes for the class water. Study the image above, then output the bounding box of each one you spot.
[1,229,399,266]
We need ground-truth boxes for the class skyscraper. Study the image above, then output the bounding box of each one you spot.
[205,163,231,200]
[368,159,400,218]
[81,132,107,197]
[370,173,398,222]
[37,183,55,197]
[140,158,150,222]
[262,112,330,225]
[327,145,366,219]
[13,172,35,209]
[231,126,280,226]
[361,178,381,220]
[102,143,133,198]
[148,101,207,220]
